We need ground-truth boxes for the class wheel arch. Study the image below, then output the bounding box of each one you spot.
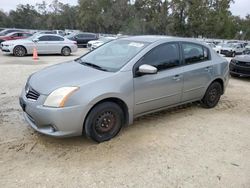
[83,97,130,134]
[13,45,27,55]
[208,78,224,95]
[61,46,71,52]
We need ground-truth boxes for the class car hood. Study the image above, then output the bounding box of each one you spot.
[221,47,233,51]
[88,40,99,44]
[29,61,113,95]
[234,55,250,63]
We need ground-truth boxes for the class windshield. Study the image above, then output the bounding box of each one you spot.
[26,34,38,40]
[78,39,149,72]
[66,32,78,38]
[99,37,115,42]
[223,43,234,48]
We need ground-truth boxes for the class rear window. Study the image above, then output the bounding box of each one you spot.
[182,43,210,65]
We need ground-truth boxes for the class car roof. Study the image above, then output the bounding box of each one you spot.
[7,31,30,35]
[119,35,204,45]
[35,34,64,38]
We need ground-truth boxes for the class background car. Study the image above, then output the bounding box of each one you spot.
[53,30,66,36]
[1,34,77,56]
[87,36,116,50]
[0,29,24,36]
[245,43,250,50]
[220,43,245,57]
[206,42,220,53]
[230,52,250,77]
[66,32,98,47]
[0,32,32,44]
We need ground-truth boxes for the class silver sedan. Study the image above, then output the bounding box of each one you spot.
[19,36,229,142]
[1,34,78,56]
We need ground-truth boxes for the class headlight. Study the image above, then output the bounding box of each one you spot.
[231,59,238,64]
[44,87,79,108]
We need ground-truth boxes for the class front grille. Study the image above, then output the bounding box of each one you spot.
[26,87,40,101]
[237,61,250,67]
[221,50,229,54]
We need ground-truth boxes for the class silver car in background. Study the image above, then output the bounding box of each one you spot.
[1,34,77,56]
[19,36,229,142]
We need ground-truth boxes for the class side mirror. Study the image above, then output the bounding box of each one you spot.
[32,39,39,43]
[138,64,157,75]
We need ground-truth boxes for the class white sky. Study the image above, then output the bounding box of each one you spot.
[0,0,249,18]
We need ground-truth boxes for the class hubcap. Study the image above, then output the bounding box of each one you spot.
[208,88,218,103]
[95,111,116,134]
[15,47,24,56]
[63,48,70,55]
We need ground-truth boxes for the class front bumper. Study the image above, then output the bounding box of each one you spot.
[19,88,87,137]
[1,44,13,53]
[220,50,233,57]
[229,62,250,77]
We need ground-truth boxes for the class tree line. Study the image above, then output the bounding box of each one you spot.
[0,0,250,40]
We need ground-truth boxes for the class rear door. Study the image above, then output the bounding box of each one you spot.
[47,35,65,53]
[181,42,214,102]
[133,42,184,115]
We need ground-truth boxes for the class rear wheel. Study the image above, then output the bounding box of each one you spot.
[61,47,71,56]
[84,102,124,143]
[201,82,222,108]
[13,46,26,57]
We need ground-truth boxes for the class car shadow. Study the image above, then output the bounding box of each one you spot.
[32,102,200,147]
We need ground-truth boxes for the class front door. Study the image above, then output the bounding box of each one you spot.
[134,42,183,115]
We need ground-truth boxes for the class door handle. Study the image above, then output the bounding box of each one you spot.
[172,75,181,81]
[205,66,213,71]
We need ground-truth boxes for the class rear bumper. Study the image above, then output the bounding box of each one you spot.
[70,45,78,53]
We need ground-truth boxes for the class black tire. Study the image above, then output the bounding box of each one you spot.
[201,82,222,108]
[61,47,71,56]
[13,46,26,57]
[84,102,124,143]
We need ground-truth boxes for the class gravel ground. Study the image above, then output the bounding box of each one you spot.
[0,49,249,188]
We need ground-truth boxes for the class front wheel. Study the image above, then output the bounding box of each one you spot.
[84,102,124,143]
[201,82,222,108]
[13,46,26,57]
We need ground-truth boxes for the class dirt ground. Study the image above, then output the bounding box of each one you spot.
[0,48,249,188]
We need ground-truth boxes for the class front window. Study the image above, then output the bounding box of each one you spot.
[78,40,149,72]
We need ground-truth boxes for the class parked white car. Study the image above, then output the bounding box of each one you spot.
[245,43,250,50]
[206,42,220,53]
[220,43,245,57]
[87,37,116,50]
[1,34,78,56]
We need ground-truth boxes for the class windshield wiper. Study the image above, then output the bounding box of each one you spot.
[76,59,108,72]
